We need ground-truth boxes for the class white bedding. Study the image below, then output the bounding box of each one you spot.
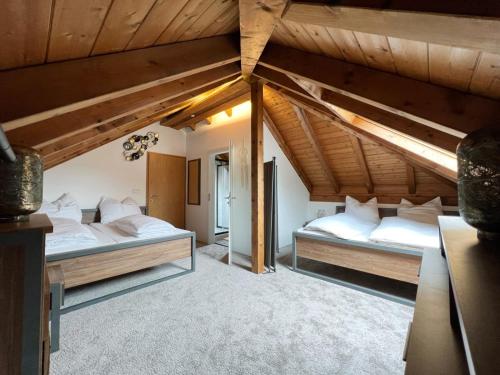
[45,224,115,256]
[369,216,440,250]
[90,223,191,244]
[300,215,440,251]
[304,213,376,242]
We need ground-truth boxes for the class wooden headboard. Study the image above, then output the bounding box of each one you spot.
[81,206,147,224]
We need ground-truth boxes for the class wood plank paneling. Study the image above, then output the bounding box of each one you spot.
[92,0,157,55]
[429,44,480,92]
[0,0,53,70]
[177,0,236,42]
[155,0,214,45]
[47,0,113,62]
[388,38,429,81]
[126,0,190,50]
[354,32,397,73]
[469,52,500,99]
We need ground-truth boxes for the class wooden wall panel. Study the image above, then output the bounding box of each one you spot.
[155,0,215,45]
[0,0,52,70]
[47,0,113,62]
[92,0,157,55]
[126,0,190,50]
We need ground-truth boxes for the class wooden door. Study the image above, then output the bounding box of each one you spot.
[147,152,186,228]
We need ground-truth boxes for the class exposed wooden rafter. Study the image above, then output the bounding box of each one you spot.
[160,80,250,130]
[1,35,240,129]
[349,135,374,194]
[258,43,500,138]
[239,0,289,77]
[41,80,232,169]
[253,65,461,153]
[270,85,457,183]
[284,2,500,55]
[263,107,312,192]
[291,104,340,193]
[6,65,241,148]
[406,165,417,194]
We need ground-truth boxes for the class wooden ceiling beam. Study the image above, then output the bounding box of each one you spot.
[349,135,374,194]
[258,43,500,138]
[406,164,417,194]
[160,80,250,129]
[253,65,461,153]
[6,64,241,148]
[1,35,240,129]
[263,107,313,192]
[40,81,229,169]
[271,85,457,183]
[291,104,340,193]
[239,0,289,77]
[173,92,250,130]
[284,2,500,55]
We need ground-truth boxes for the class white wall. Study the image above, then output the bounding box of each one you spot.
[185,102,252,250]
[185,101,310,250]
[263,125,309,248]
[43,122,186,208]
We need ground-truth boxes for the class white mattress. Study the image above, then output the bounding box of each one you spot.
[299,227,370,243]
[45,225,115,256]
[90,223,191,244]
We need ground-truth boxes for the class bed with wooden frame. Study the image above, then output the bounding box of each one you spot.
[47,208,196,352]
[292,206,457,305]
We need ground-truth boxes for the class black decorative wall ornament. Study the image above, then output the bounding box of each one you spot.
[123,131,159,161]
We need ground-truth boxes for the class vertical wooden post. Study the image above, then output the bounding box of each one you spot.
[251,79,264,274]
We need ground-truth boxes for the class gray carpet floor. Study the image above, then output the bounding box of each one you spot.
[51,244,412,375]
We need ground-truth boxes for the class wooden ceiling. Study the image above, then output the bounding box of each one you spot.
[1,0,239,71]
[271,18,500,100]
[2,1,500,204]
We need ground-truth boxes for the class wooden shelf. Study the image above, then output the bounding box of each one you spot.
[440,216,500,375]
[404,222,468,374]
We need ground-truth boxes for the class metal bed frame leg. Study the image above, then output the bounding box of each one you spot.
[291,233,297,271]
[50,282,63,353]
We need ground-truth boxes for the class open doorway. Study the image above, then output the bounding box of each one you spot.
[214,152,230,247]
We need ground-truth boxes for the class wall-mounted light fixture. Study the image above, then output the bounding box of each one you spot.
[122,131,159,161]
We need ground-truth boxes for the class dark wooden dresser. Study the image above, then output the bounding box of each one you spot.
[405,216,499,375]
[0,214,53,375]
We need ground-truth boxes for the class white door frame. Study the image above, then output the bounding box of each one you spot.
[207,147,230,246]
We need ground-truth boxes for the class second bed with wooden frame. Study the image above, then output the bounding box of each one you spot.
[292,206,457,306]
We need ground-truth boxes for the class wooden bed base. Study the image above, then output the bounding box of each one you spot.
[47,237,192,289]
[47,232,195,352]
[295,236,421,285]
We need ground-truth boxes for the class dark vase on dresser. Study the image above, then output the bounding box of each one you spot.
[457,126,500,241]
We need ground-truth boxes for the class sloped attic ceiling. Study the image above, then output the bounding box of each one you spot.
[2,0,500,205]
[263,87,458,205]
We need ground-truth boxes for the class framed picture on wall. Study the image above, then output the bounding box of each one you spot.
[187,158,201,205]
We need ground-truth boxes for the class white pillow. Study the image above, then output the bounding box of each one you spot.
[369,216,440,250]
[397,197,443,225]
[38,193,82,222]
[99,197,142,224]
[112,214,175,237]
[305,213,378,242]
[345,196,380,224]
